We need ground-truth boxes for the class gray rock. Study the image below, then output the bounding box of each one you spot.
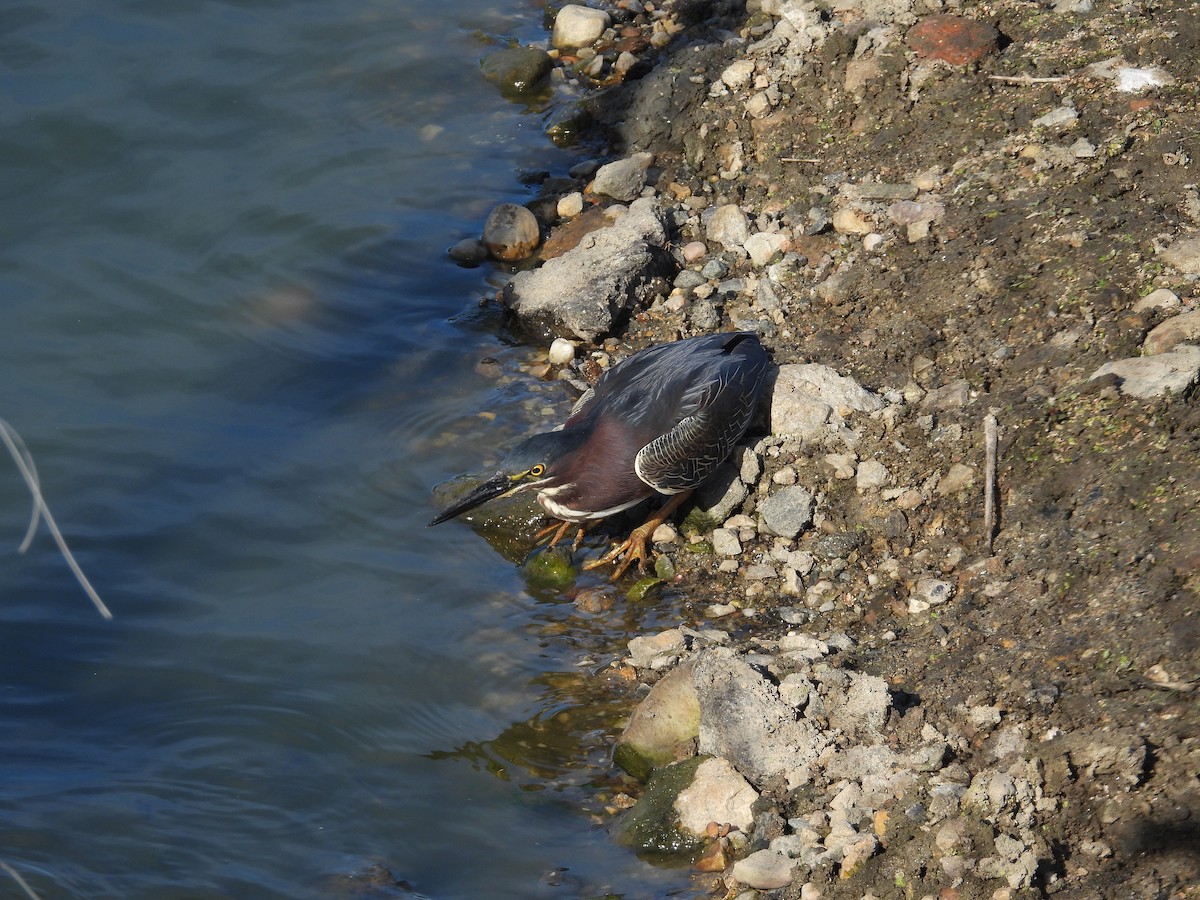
[1161,235,1200,274]
[674,269,707,290]
[447,237,488,265]
[1089,345,1200,398]
[692,648,828,787]
[700,258,729,279]
[769,364,884,440]
[482,203,540,262]
[614,660,700,781]
[921,378,971,410]
[591,152,653,202]
[674,756,758,835]
[711,527,743,557]
[759,485,814,538]
[694,462,749,522]
[479,46,552,95]
[856,459,890,490]
[707,204,751,251]
[552,4,610,49]
[825,671,891,741]
[502,198,673,341]
[627,628,686,670]
[731,849,794,890]
[1132,288,1181,312]
[1144,310,1200,355]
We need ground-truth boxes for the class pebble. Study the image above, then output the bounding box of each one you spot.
[681,240,707,262]
[721,58,756,89]
[712,528,743,557]
[759,485,815,538]
[547,337,576,365]
[482,202,540,261]
[935,463,976,495]
[1032,106,1078,130]
[557,192,584,218]
[832,207,874,235]
[706,204,751,250]
[856,459,890,490]
[743,230,790,266]
[552,5,611,49]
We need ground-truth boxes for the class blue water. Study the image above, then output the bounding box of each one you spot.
[0,2,686,897]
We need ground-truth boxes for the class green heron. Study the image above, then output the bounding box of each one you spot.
[429,331,769,578]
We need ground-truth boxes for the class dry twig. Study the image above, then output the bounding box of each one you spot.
[983,412,999,554]
[0,860,43,900]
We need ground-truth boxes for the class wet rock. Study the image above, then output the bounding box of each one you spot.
[482,203,540,261]
[615,660,701,780]
[613,756,706,855]
[731,849,795,890]
[1088,345,1200,398]
[552,5,611,50]
[1143,310,1200,355]
[480,46,552,95]
[906,15,1000,65]
[591,152,653,202]
[674,756,758,835]
[502,198,672,341]
[692,648,828,787]
[707,204,751,250]
[759,485,815,539]
[447,237,489,265]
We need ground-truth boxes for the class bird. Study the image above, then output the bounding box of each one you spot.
[428,331,770,579]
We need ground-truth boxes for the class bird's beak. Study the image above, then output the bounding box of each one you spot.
[428,472,515,526]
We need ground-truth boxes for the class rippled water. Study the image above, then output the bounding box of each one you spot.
[0,2,685,897]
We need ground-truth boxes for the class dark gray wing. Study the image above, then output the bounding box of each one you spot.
[634,337,768,492]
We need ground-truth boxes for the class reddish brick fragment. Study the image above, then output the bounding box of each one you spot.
[907,15,1000,65]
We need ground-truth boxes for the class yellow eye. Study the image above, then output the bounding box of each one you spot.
[529,464,545,477]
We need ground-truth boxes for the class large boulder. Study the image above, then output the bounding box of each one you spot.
[501,198,674,341]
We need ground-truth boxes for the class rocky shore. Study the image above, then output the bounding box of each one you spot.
[454,0,1199,897]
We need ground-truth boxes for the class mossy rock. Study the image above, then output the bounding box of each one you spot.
[611,756,707,859]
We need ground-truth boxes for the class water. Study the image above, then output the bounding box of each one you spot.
[0,2,687,897]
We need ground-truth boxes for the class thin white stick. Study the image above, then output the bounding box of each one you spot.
[0,860,43,900]
[988,74,1072,84]
[0,418,113,620]
[984,412,999,555]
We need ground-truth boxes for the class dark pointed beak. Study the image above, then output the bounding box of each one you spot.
[428,472,513,526]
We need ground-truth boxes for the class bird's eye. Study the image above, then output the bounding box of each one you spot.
[529,464,545,477]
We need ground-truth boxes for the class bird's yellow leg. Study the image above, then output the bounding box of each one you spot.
[534,519,590,550]
[534,519,575,549]
[583,490,692,581]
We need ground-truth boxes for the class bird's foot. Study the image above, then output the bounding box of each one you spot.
[534,519,585,550]
[582,521,656,581]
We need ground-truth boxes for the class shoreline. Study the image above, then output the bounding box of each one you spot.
[469,0,1200,897]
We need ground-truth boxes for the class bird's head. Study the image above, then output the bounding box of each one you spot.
[427,430,583,526]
